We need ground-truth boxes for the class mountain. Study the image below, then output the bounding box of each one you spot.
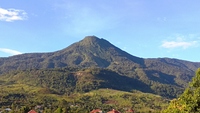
[0,36,200,98]
[0,36,144,73]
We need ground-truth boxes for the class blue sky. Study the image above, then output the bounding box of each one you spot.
[0,0,200,62]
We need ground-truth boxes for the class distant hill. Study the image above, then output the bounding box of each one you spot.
[0,36,200,98]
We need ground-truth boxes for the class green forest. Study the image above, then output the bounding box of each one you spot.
[0,67,169,113]
[0,67,200,113]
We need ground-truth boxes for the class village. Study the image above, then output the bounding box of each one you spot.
[90,109,134,113]
[0,106,135,113]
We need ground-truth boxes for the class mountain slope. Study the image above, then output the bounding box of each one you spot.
[0,36,200,98]
[0,36,144,73]
[0,67,152,94]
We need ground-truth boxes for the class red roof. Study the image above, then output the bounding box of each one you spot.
[28,110,37,113]
[126,109,134,112]
[107,109,121,113]
[90,109,102,113]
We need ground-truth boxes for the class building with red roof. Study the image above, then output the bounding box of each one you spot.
[107,109,121,113]
[126,109,134,113]
[28,110,37,113]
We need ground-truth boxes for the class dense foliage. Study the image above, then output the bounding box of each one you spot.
[164,68,200,113]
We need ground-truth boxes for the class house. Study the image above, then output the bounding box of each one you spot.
[126,109,134,113]
[90,109,103,113]
[28,110,37,113]
[107,109,121,113]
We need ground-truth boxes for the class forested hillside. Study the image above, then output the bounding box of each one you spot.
[0,36,200,112]
[0,67,169,112]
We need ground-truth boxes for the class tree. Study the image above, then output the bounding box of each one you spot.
[164,68,200,113]
[20,106,30,113]
[54,107,63,113]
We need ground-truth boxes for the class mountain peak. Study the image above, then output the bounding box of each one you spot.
[80,36,110,47]
[84,35,99,41]
[81,36,101,44]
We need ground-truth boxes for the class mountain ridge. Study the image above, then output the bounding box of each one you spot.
[0,36,200,98]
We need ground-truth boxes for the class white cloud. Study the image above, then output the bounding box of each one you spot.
[0,48,22,55]
[161,36,198,49]
[0,7,27,22]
